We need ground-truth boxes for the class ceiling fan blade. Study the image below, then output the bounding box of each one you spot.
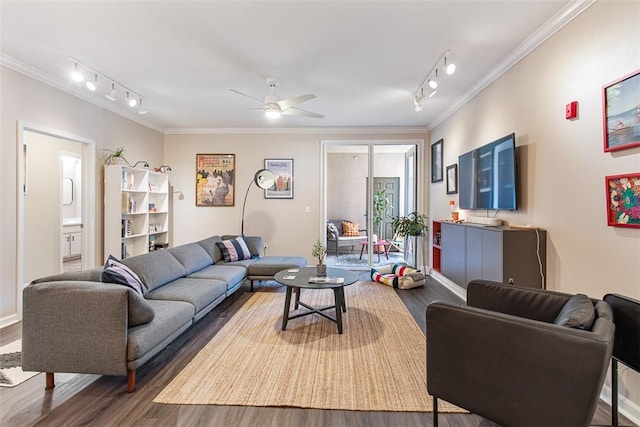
[229,89,265,106]
[276,93,315,110]
[282,106,325,119]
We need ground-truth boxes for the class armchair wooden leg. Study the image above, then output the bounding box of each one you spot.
[433,396,438,427]
[45,372,55,390]
[127,369,136,393]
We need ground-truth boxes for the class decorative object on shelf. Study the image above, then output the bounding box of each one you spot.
[241,168,276,235]
[446,164,458,194]
[449,200,459,221]
[196,154,235,207]
[605,173,640,228]
[431,139,443,183]
[104,147,129,165]
[154,165,172,173]
[312,238,327,277]
[264,158,294,199]
[132,161,149,168]
[603,70,640,152]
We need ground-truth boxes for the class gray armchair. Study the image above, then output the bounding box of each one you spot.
[326,219,366,256]
[426,280,615,427]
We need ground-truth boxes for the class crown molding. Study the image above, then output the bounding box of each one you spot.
[163,127,429,135]
[428,0,597,131]
[0,53,164,134]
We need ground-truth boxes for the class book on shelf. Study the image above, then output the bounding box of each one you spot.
[309,277,344,284]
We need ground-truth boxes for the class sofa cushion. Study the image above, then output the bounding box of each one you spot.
[248,256,308,277]
[122,250,187,292]
[125,289,156,326]
[127,299,194,362]
[147,277,227,313]
[187,264,248,290]
[197,236,224,264]
[169,243,213,274]
[216,236,253,262]
[342,221,361,236]
[102,255,146,296]
[554,294,596,330]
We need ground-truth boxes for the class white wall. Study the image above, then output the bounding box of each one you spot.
[0,66,164,324]
[429,0,639,417]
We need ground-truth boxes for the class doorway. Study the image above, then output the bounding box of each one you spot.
[17,122,95,315]
[322,140,423,270]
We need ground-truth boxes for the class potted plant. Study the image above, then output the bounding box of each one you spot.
[312,238,327,276]
[104,146,129,165]
[392,211,429,268]
[391,211,429,237]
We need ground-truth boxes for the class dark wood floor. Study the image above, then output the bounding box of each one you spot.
[0,274,630,426]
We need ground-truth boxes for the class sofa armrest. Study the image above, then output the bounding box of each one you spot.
[426,302,614,427]
[22,281,129,376]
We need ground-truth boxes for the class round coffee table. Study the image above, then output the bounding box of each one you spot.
[274,266,358,334]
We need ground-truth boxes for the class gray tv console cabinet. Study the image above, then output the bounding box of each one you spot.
[440,222,546,289]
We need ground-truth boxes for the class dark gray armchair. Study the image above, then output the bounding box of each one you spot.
[426,280,615,427]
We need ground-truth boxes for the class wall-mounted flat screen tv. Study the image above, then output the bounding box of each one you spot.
[458,133,517,211]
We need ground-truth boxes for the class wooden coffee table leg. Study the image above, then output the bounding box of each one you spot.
[282,286,293,330]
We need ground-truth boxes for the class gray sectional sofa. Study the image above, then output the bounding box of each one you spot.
[22,235,306,392]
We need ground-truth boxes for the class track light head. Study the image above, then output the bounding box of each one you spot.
[106,82,117,101]
[126,91,138,107]
[443,56,456,75]
[138,98,147,115]
[413,90,425,112]
[86,74,98,91]
[71,63,84,82]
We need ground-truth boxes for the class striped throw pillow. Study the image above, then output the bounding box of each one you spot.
[215,236,253,262]
[102,255,146,296]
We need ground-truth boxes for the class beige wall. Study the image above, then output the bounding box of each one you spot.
[164,132,427,261]
[0,66,164,324]
[429,0,639,414]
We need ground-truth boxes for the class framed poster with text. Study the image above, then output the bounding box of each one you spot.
[196,154,235,206]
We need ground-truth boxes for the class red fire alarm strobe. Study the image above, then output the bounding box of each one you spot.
[566,101,578,120]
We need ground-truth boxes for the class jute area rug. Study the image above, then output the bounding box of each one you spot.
[154,281,463,413]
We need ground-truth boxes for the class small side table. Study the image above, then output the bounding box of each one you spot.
[359,240,390,262]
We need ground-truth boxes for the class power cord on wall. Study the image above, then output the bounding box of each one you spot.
[534,229,545,289]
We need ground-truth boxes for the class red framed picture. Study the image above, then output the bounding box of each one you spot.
[605,173,640,228]
[603,70,640,152]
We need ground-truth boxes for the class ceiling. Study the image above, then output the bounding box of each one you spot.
[0,1,591,133]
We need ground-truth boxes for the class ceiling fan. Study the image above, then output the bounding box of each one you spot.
[230,77,324,119]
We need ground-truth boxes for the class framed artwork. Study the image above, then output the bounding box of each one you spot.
[431,139,443,183]
[446,164,458,194]
[603,70,640,152]
[195,154,235,206]
[264,158,294,199]
[605,173,640,228]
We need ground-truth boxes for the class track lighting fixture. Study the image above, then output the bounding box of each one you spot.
[414,89,425,112]
[71,62,84,82]
[106,82,117,101]
[67,57,147,114]
[413,50,457,110]
[138,98,147,115]
[86,74,98,91]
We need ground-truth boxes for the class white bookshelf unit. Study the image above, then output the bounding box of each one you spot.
[104,165,170,260]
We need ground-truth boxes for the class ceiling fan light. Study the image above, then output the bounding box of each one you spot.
[71,63,84,82]
[265,108,281,119]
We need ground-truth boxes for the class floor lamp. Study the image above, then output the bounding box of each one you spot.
[241,168,276,236]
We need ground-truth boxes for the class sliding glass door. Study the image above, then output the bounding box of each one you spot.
[323,140,422,270]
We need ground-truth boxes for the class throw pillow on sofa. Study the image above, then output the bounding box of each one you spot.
[216,236,253,262]
[554,293,596,330]
[102,255,146,296]
[342,221,361,237]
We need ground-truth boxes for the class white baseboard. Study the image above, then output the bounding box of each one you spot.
[429,271,467,302]
[600,383,640,426]
[0,314,20,329]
